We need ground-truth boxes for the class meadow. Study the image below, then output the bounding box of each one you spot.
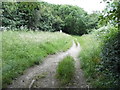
[2,31,73,87]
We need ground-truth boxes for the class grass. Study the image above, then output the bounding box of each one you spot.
[56,56,75,85]
[75,34,101,87]
[75,33,119,88]
[0,32,2,89]
[2,30,73,88]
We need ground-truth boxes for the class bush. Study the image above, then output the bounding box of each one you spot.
[98,27,120,87]
[56,56,75,85]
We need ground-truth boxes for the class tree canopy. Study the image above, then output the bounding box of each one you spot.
[2,1,99,35]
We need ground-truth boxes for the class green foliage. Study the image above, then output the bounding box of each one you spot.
[98,27,120,87]
[97,1,119,87]
[2,2,99,35]
[2,2,18,28]
[99,1,120,27]
[86,12,100,30]
[56,56,75,85]
[16,2,40,29]
[2,31,72,87]
[57,5,88,35]
[76,26,119,88]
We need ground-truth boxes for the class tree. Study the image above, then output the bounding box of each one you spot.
[2,2,18,28]
[2,1,99,35]
[99,1,120,28]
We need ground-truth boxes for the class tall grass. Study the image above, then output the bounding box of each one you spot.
[76,31,119,88]
[0,32,2,89]
[75,34,101,87]
[56,56,75,85]
[2,31,72,87]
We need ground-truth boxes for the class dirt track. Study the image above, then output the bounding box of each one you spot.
[8,41,88,88]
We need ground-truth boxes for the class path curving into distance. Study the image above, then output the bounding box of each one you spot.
[8,41,88,88]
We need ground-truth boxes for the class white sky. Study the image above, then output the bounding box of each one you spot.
[41,0,107,14]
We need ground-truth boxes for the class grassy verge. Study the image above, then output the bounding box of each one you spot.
[75,27,119,88]
[2,31,73,87]
[56,56,75,85]
[75,34,101,87]
[0,32,2,89]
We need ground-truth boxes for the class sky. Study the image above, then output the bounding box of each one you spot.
[41,0,107,14]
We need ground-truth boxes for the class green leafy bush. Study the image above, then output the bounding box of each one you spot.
[98,27,120,87]
[56,56,75,85]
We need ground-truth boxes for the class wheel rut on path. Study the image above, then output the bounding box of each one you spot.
[8,41,88,88]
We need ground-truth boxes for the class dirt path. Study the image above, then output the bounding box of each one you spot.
[8,41,88,88]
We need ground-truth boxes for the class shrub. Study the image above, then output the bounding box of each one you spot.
[98,27,120,87]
